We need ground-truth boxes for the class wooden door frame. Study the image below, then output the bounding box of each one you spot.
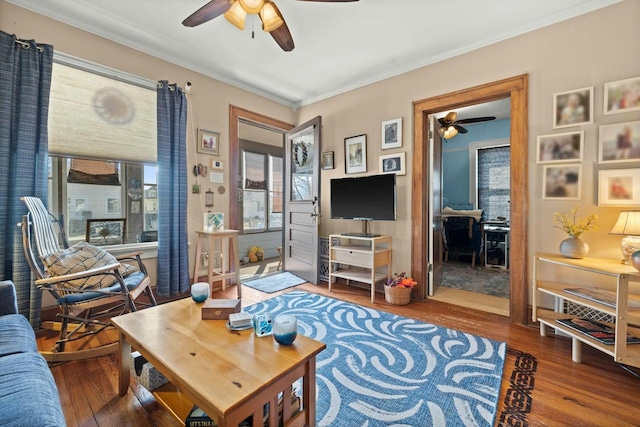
[411,75,529,324]
[228,105,294,230]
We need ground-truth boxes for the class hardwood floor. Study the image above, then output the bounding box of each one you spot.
[38,282,640,426]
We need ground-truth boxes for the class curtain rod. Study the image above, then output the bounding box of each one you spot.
[14,38,44,52]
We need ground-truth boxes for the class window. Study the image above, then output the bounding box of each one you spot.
[476,146,510,221]
[47,53,157,246]
[241,149,283,233]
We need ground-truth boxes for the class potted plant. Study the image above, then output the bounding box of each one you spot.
[553,205,597,259]
[384,272,417,305]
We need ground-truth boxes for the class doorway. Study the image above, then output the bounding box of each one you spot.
[438,101,511,305]
[411,75,529,324]
[229,106,294,274]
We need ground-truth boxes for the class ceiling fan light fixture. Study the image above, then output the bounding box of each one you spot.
[239,0,265,14]
[224,1,247,30]
[443,126,458,139]
[260,2,284,32]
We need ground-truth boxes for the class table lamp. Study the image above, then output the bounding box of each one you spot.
[609,210,640,264]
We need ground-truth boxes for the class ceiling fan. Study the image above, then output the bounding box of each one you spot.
[183,0,359,52]
[437,111,496,140]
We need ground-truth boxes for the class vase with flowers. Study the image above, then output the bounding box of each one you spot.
[384,272,417,305]
[553,205,598,259]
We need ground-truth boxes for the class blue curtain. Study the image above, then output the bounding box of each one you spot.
[156,81,189,296]
[0,31,53,326]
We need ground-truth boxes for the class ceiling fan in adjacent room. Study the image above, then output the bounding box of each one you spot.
[437,111,496,140]
[182,0,359,52]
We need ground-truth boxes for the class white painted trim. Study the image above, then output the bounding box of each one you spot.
[468,138,510,208]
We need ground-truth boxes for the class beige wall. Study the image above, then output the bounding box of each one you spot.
[1,0,295,293]
[3,0,640,299]
[297,0,640,281]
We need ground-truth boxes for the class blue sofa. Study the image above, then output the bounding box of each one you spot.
[0,280,65,426]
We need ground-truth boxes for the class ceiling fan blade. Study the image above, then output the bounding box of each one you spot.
[297,0,359,2]
[455,116,496,125]
[182,0,231,27]
[437,117,449,127]
[270,20,295,51]
[454,125,468,134]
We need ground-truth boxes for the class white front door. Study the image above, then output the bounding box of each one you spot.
[283,116,322,283]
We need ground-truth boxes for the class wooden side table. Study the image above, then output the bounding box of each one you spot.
[193,229,241,298]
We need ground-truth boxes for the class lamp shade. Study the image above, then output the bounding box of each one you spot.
[443,126,458,139]
[610,210,640,264]
[239,0,265,14]
[260,2,284,32]
[609,211,640,235]
[224,1,247,30]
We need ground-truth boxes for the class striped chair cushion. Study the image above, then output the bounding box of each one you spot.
[41,242,137,290]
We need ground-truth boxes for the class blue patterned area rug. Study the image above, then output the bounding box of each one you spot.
[241,271,307,293]
[245,291,507,426]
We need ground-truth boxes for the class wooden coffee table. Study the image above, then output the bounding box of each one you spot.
[112,298,326,427]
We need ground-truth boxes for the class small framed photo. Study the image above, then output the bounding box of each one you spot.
[536,131,584,163]
[197,128,220,155]
[106,197,121,213]
[553,87,593,129]
[344,134,367,174]
[598,169,640,206]
[322,151,334,170]
[381,118,402,149]
[604,76,640,115]
[210,159,224,170]
[598,121,640,163]
[379,152,406,176]
[542,165,581,200]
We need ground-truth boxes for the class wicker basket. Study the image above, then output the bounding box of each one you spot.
[384,285,412,305]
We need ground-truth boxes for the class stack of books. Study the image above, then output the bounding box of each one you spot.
[229,312,253,329]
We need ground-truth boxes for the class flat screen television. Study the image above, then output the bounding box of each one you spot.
[330,174,396,236]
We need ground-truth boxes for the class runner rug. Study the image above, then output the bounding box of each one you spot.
[245,291,507,427]
[241,271,307,293]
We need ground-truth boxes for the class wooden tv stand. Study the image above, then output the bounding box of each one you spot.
[328,234,391,303]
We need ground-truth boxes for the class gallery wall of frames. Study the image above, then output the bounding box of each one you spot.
[538,76,640,205]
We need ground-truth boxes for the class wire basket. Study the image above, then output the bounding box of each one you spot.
[384,285,412,305]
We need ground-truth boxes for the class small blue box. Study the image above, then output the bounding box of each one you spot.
[253,313,273,336]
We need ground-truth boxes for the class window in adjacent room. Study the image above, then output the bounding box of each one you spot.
[241,148,283,233]
[476,145,510,222]
[47,53,157,246]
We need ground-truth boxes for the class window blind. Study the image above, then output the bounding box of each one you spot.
[478,146,510,221]
[48,61,157,163]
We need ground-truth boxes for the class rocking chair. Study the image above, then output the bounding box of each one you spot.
[20,196,157,362]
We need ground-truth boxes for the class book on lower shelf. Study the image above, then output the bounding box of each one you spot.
[556,318,640,345]
[185,390,301,427]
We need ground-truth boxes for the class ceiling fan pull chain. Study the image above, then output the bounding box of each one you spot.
[252,18,255,39]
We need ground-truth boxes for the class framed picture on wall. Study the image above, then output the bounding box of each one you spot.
[344,134,367,174]
[542,164,581,200]
[381,118,402,149]
[604,76,640,115]
[379,152,406,175]
[322,151,334,170]
[536,131,583,163]
[598,168,640,206]
[598,120,640,163]
[553,87,593,129]
[197,128,220,155]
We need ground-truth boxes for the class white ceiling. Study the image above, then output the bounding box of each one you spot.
[7,0,619,108]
